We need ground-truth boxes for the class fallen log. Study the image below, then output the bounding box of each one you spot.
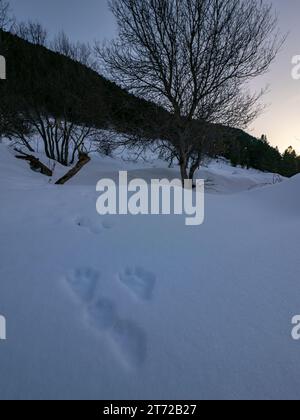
[15,149,53,177]
[55,153,91,185]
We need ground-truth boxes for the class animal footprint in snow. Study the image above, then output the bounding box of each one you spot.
[110,320,147,369]
[86,298,118,333]
[101,218,115,230]
[64,266,149,370]
[86,300,147,369]
[118,266,156,301]
[75,216,102,234]
[65,268,100,303]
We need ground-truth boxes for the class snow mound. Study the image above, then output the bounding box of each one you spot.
[246,173,300,219]
[0,144,47,189]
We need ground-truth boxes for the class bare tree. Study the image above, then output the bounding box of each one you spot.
[97,0,284,184]
[0,0,14,31]
[14,108,97,166]
[1,90,97,165]
[13,20,48,46]
[51,31,98,71]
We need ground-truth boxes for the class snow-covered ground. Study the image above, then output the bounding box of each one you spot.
[0,142,300,400]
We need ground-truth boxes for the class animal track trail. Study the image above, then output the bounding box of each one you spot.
[75,216,115,234]
[101,218,116,230]
[75,216,102,234]
[86,299,147,369]
[86,298,118,333]
[110,320,147,369]
[118,266,156,301]
[64,264,149,370]
[65,268,100,303]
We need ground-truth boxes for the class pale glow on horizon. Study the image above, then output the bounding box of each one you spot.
[249,0,300,154]
[250,89,300,154]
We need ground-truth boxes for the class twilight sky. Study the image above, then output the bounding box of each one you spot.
[9,0,300,153]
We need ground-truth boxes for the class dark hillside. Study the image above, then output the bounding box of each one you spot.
[1,29,299,176]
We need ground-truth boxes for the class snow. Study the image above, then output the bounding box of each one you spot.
[0,142,300,400]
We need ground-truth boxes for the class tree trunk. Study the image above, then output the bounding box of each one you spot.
[188,153,202,188]
[20,137,35,153]
[189,163,200,187]
[55,153,90,185]
[179,148,189,186]
[15,150,53,177]
[180,160,188,186]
